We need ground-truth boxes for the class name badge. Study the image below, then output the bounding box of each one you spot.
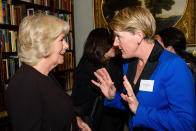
[139,80,154,92]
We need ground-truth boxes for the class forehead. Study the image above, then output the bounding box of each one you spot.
[57,33,65,38]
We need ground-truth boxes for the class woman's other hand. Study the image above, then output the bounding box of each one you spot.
[91,68,116,99]
[76,116,92,131]
[121,76,139,114]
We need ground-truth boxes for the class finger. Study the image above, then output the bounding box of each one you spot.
[91,79,106,95]
[81,123,91,131]
[123,76,134,96]
[121,93,134,104]
[121,93,127,101]
[102,68,113,81]
[97,68,108,81]
[81,128,87,131]
[94,71,104,83]
[121,93,128,101]
[91,80,101,88]
[110,82,115,91]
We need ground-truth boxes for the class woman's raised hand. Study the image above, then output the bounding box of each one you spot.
[91,68,116,99]
[121,76,139,114]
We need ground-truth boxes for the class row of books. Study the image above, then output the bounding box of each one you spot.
[21,0,50,7]
[0,1,11,24]
[0,2,27,25]
[0,3,73,26]
[0,29,17,53]
[56,72,74,91]
[0,29,73,53]
[20,0,72,11]
[56,51,74,71]
[55,13,72,31]
[53,0,71,11]
[2,55,20,81]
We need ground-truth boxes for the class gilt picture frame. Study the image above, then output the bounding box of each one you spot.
[93,0,196,47]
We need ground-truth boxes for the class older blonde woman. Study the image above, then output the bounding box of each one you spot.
[92,7,196,131]
[5,13,81,131]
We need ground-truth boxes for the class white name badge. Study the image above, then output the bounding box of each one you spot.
[139,80,154,92]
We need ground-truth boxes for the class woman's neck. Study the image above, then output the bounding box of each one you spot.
[33,58,55,76]
[137,40,155,65]
[133,41,155,84]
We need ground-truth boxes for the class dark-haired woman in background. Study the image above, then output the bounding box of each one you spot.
[156,27,196,90]
[71,28,128,131]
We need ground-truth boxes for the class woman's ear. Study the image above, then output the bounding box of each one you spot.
[136,31,144,40]
[136,31,144,45]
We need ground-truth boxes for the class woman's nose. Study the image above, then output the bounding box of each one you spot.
[113,37,119,46]
[64,40,69,50]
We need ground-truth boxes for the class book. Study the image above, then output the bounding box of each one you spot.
[5,2,10,24]
[10,4,15,25]
[67,52,72,69]
[0,0,3,23]
[27,8,34,16]
[10,30,17,52]
[0,29,3,52]
[2,1,6,24]
[3,29,9,52]
[20,0,32,3]
[2,59,9,80]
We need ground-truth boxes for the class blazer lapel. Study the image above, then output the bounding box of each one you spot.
[126,41,164,95]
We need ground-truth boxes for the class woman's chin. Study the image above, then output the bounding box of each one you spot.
[59,61,64,64]
[57,59,64,65]
[122,54,128,59]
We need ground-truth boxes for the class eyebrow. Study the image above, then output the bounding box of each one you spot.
[113,32,118,36]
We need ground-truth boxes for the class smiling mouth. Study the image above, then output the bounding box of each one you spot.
[59,51,65,55]
[119,48,123,52]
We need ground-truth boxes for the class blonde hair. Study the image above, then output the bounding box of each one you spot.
[109,6,156,42]
[18,13,69,66]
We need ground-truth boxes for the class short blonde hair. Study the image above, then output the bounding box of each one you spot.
[18,13,69,66]
[109,6,156,42]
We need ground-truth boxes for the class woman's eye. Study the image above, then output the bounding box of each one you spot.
[117,35,120,40]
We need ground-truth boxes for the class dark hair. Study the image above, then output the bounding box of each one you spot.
[157,27,186,55]
[157,27,196,85]
[83,28,114,64]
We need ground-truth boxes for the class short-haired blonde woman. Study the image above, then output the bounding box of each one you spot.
[92,7,196,131]
[5,13,79,131]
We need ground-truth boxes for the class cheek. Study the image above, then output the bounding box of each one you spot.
[56,55,64,65]
[50,51,64,65]
[57,44,63,51]
[123,40,138,56]
[121,40,132,50]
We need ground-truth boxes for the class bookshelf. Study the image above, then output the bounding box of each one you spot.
[0,0,75,130]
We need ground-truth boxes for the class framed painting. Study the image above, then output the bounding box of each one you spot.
[93,0,196,47]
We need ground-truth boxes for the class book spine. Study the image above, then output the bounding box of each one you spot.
[0,0,3,24]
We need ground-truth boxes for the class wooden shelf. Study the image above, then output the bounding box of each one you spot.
[12,0,52,10]
[0,24,19,31]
